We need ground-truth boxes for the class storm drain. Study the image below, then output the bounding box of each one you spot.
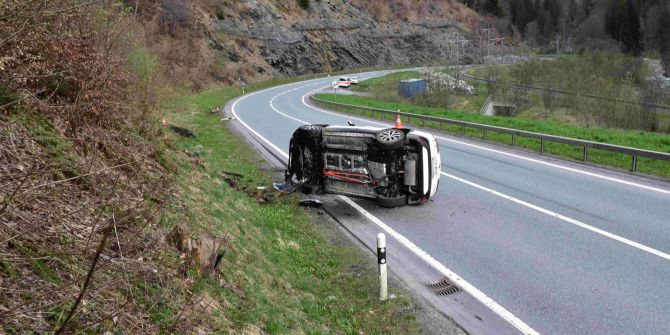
[425,277,462,296]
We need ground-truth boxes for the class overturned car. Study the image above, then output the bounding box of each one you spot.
[281,122,441,207]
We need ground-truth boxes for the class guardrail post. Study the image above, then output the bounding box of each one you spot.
[461,124,465,136]
[583,146,588,162]
[483,129,488,141]
[512,134,516,147]
[540,139,545,153]
[377,233,388,301]
[440,122,443,132]
[631,154,638,172]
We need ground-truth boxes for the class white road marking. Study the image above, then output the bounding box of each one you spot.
[340,196,540,335]
[299,90,670,197]
[442,171,670,261]
[231,81,540,335]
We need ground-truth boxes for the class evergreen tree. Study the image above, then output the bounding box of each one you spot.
[623,0,642,55]
[582,0,596,16]
[510,0,536,35]
[483,0,503,17]
[658,5,670,75]
[605,0,642,55]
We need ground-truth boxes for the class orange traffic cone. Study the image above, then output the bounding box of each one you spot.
[394,114,403,128]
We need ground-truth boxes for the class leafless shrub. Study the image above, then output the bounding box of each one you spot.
[0,1,186,333]
[160,0,190,35]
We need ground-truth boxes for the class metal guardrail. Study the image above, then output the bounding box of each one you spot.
[310,94,670,172]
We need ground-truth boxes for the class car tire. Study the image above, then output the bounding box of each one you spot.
[378,194,408,208]
[375,128,405,150]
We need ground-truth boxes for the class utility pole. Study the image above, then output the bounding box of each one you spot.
[482,28,491,59]
[446,39,470,76]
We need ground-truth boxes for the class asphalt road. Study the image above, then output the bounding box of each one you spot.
[228,70,670,334]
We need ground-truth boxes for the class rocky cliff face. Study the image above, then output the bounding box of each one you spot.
[213,0,481,78]
[138,0,483,88]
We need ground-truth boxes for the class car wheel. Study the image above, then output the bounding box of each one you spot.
[375,128,405,150]
[378,194,408,208]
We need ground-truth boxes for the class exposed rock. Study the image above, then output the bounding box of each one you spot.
[424,72,476,95]
[213,1,480,77]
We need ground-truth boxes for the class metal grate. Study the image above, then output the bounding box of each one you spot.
[425,277,462,296]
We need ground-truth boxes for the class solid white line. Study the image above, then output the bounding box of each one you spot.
[441,171,670,261]
[300,91,670,196]
[232,82,540,335]
[339,196,540,335]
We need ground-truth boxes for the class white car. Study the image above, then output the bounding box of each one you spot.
[335,77,352,88]
[281,123,441,207]
[349,76,359,84]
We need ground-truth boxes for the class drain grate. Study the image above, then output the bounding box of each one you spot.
[425,277,462,296]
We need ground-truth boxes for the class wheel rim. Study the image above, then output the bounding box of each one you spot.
[379,129,402,143]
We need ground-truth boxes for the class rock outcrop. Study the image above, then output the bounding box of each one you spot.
[210,0,482,80]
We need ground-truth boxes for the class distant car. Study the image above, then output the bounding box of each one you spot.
[281,122,441,207]
[334,77,352,88]
[349,76,359,84]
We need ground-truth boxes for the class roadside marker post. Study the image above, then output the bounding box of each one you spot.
[377,233,388,301]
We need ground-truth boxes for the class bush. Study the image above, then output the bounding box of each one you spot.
[160,0,189,34]
[297,0,310,10]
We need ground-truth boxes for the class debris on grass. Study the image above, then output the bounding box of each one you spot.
[163,119,195,138]
[299,199,324,208]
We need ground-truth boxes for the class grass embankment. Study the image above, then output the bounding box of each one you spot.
[158,82,424,333]
[470,53,670,131]
[353,71,489,115]
[313,93,670,178]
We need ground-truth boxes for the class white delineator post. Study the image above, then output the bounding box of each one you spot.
[377,233,388,301]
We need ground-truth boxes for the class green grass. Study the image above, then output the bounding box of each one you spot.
[9,112,81,180]
[158,79,425,333]
[468,53,668,131]
[313,93,670,178]
[353,71,421,92]
[353,70,490,115]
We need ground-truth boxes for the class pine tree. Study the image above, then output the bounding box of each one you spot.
[658,5,670,75]
[622,0,642,55]
[582,0,596,16]
[483,0,502,17]
[605,0,642,55]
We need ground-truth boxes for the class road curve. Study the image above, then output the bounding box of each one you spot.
[228,70,670,335]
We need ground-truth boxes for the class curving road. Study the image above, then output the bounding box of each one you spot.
[227,70,670,335]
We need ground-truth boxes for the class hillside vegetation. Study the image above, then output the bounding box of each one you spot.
[118,0,484,89]
[1,1,468,333]
[463,0,670,74]
[474,53,670,131]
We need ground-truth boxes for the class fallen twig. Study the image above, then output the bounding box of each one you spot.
[54,226,109,335]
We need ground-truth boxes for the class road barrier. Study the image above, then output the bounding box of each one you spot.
[377,233,388,301]
[310,94,670,173]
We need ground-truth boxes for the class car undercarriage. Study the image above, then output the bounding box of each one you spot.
[282,124,438,207]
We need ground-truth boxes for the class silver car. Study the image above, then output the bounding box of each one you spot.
[282,123,441,207]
